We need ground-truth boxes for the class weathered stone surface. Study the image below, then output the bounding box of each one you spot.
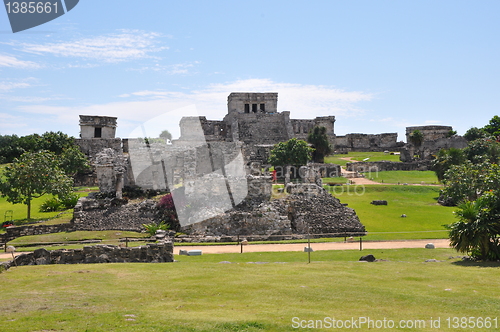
[183,190,365,237]
[2,223,76,243]
[335,133,403,152]
[74,197,159,231]
[346,161,431,173]
[4,243,173,270]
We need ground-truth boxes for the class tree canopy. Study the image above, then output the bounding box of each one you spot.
[307,126,332,163]
[0,151,74,219]
[463,127,488,142]
[268,138,313,167]
[408,130,424,147]
[483,115,500,138]
[159,130,172,141]
[0,131,79,163]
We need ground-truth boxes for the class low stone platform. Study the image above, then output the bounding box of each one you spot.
[1,243,173,270]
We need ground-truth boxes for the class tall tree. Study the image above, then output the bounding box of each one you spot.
[307,126,332,163]
[464,127,487,142]
[268,138,314,168]
[159,130,172,141]
[482,115,500,138]
[0,151,73,219]
[432,148,466,181]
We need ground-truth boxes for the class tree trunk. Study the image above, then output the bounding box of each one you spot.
[27,198,31,220]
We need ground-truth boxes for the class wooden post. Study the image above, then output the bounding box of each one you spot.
[308,227,311,264]
[125,237,129,248]
[360,237,363,251]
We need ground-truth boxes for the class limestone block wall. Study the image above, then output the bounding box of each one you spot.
[227,92,278,114]
[79,115,117,139]
[1,223,76,243]
[335,133,401,152]
[346,161,431,173]
[75,138,123,161]
[308,163,342,178]
[406,125,452,141]
[3,243,173,269]
[233,112,292,145]
[290,116,336,144]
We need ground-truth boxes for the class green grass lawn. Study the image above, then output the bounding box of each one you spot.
[330,185,455,240]
[7,230,148,251]
[1,248,499,331]
[363,170,440,184]
[325,151,401,166]
[0,186,97,227]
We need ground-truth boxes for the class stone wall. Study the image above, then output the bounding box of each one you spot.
[75,138,123,162]
[227,92,278,115]
[400,135,468,162]
[1,223,76,243]
[406,125,452,141]
[79,115,117,139]
[346,161,431,173]
[290,116,335,139]
[308,163,342,178]
[2,243,173,269]
[335,133,402,152]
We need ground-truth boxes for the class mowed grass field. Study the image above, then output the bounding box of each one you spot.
[363,171,440,185]
[1,248,499,331]
[0,187,96,225]
[325,152,401,166]
[329,185,454,240]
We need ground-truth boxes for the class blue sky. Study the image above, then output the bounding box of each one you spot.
[1,0,499,141]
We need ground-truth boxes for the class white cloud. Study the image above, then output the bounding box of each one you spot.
[0,54,40,69]
[16,30,168,63]
[0,113,29,134]
[128,61,200,75]
[16,78,374,138]
[0,82,30,91]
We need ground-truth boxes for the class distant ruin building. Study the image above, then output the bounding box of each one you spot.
[79,115,117,139]
[178,92,336,161]
[400,125,467,161]
[334,133,403,153]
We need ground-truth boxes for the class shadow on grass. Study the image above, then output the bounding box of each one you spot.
[452,260,500,268]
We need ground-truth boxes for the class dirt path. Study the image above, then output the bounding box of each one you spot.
[174,239,450,254]
[0,239,450,260]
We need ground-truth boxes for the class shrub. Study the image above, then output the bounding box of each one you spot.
[158,193,175,211]
[39,197,63,212]
[60,193,80,209]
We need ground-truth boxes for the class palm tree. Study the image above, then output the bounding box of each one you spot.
[448,194,500,260]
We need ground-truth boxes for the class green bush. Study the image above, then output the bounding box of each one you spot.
[60,193,80,209]
[39,197,63,212]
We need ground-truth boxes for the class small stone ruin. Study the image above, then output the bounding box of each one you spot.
[1,243,173,270]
